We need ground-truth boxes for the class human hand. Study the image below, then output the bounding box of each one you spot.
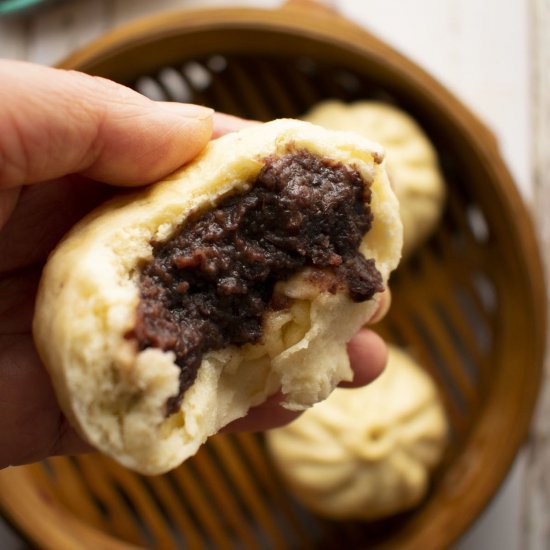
[0,60,387,468]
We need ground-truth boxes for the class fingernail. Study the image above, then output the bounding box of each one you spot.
[368,288,391,324]
[157,102,214,120]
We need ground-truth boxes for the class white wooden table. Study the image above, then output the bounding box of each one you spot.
[0,1,547,549]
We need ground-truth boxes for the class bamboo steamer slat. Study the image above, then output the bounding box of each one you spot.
[0,2,545,549]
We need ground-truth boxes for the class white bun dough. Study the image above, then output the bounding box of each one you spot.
[304,101,446,257]
[33,119,402,475]
[265,345,448,521]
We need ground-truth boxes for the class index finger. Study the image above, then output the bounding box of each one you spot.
[0,61,214,188]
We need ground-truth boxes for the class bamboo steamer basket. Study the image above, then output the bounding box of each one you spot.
[0,1,546,549]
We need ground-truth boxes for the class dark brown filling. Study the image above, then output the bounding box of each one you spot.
[133,150,383,415]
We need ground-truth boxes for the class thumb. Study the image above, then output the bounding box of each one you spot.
[0,61,213,188]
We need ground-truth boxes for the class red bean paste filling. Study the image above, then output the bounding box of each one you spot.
[134,150,383,415]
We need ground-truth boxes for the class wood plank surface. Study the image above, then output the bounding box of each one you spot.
[521,1,550,549]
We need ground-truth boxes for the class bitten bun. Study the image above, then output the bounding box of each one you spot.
[304,100,446,257]
[33,119,402,475]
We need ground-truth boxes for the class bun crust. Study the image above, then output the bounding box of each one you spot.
[33,119,402,474]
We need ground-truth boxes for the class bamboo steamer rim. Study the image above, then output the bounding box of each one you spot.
[0,2,546,549]
[60,2,501,152]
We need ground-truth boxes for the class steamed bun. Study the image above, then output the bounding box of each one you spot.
[33,119,402,475]
[265,345,448,521]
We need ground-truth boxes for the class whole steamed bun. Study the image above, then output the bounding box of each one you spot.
[265,345,448,521]
[304,100,446,257]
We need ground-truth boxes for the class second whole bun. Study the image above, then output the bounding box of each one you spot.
[265,345,448,521]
